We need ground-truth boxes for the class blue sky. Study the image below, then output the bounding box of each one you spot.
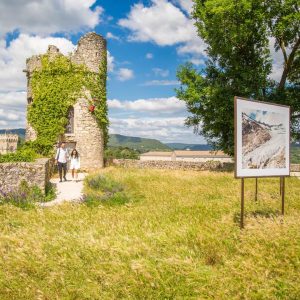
[0,0,283,144]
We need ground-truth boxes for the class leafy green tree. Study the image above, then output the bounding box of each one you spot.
[177,0,300,155]
[104,147,140,160]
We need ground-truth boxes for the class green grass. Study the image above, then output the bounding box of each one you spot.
[0,168,300,299]
[83,174,132,207]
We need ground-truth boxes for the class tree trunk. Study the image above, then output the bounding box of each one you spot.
[278,38,300,90]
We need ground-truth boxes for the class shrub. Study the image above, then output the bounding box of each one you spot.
[104,147,140,160]
[22,140,54,157]
[0,180,56,209]
[86,174,124,193]
[84,174,130,207]
[0,148,38,163]
[44,182,56,202]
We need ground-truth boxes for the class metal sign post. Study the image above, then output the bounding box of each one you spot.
[281,177,285,215]
[241,178,245,229]
[255,178,258,201]
[240,176,286,229]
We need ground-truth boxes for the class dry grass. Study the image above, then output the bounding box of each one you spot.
[0,167,300,299]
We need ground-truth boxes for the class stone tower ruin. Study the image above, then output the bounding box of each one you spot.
[25,32,107,169]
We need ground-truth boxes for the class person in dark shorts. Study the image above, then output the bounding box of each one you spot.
[55,142,69,182]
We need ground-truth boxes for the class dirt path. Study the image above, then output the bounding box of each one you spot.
[40,173,87,207]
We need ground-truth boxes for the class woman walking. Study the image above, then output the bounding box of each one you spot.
[70,149,80,181]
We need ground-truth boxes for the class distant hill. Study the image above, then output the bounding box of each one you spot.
[166,143,212,151]
[0,128,25,139]
[108,134,171,151]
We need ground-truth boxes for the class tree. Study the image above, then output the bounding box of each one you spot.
[176,0,300,155]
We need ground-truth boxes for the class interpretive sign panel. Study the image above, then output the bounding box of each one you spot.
[235,97,290,178]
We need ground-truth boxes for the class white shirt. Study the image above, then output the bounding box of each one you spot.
[56,148,68,163]
[70,156,80,169]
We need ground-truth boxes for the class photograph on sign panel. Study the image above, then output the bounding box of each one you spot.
[242,108,287,169]
[235,97,290,178]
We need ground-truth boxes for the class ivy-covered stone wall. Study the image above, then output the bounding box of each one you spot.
[25,32,108,169]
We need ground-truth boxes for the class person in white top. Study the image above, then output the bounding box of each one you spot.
[55,142,69,182]
[70,149,80,181]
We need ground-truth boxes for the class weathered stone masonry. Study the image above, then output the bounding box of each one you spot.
[25,32,106,169]
[111,160,300,174]
[0,158,53,194]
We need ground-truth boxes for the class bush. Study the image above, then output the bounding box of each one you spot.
[84,174,130,207]
[44,182,56,202]
[22,140,54,157]
[0,148,38,163]
[0,180,56,209]
[105,147,140,160]
[86,174,124,193]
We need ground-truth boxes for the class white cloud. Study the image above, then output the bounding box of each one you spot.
[0,0,103,36]
[116,68,134,81]
[0,91,27,129]
[177,38,207,56]
[108,96,207,143]
[118,0,206,63]
[142,80,180,86]
[0,91,27,108]
[106,32,120,41]
[146,53,153,59]
[0,98,26,129]
[152,68,170,77]
[108,97,185,113]
[173,0,194,13]
[107,51,115,72]
[119,0,196,46]
[0,109,20,121]
[0,34,75,92]
[109,116,206,143]
[189,58,206,66]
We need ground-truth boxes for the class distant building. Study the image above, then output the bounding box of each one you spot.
[140,150,233,163]
[0,133,19,154]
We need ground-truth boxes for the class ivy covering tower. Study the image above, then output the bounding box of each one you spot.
[24,32,108,169]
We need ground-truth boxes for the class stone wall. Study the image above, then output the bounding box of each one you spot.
[111,159,300,174]
[111,159,234,171]
[291,164,300,172]
[0,158,54,194]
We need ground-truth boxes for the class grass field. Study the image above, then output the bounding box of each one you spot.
[0,168,300,299]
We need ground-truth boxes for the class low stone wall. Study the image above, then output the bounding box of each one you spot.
[0,158,54,194]
[291,164,300,172]
[111,159,234,171]
[110,159,300,174]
